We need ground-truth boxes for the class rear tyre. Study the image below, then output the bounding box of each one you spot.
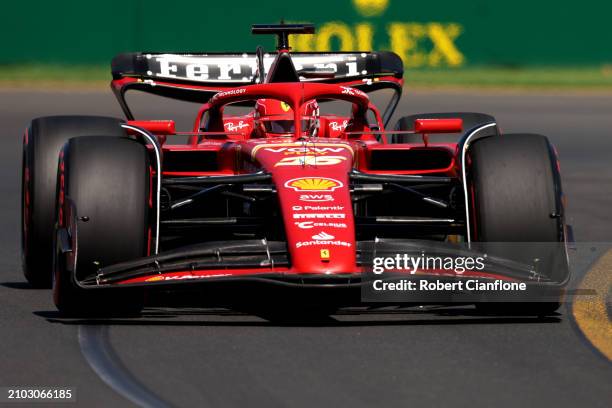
[22,116,125,287]
[467,134,567,316]
[53,136,150,316]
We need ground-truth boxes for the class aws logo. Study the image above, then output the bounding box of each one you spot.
[289,0,465,68]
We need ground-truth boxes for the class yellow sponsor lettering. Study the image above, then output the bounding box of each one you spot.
[290,31,314,52]
[427,23,465,67]
[289,19,465,68]
[355,23,374,51]
[388,23,465,68]
[316,22,355,52]
[387,23,428,68]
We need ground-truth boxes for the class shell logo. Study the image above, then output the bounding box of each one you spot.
[285,177,344,192]
[145,276,165,282]
[352,0,389,17]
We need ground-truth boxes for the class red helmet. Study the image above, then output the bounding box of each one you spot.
[254,99,319,137]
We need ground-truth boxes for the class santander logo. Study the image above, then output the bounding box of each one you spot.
[312,231,335,241]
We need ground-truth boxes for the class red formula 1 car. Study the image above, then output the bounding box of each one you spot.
[21,24,569,316]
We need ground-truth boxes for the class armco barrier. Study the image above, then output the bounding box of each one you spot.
[1,0,610,67]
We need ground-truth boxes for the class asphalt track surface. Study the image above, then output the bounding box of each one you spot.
[0,89,610,407]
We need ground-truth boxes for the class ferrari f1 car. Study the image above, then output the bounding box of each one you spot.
[21,24,570,316]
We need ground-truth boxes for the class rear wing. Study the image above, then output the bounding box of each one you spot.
[112,51,402,84]
[111,51,404,122]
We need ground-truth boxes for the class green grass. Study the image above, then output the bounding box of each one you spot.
[0,65,110,87]
[1,64,612,90]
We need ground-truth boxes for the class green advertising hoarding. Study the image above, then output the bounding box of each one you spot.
[1,0,610,67]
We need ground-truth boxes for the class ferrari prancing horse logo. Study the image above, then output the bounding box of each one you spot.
[320,249,331,260]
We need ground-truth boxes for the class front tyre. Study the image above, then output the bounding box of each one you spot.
[53,136,151,316]
[467,134,568,316]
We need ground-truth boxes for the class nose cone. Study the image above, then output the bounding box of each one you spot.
[247,140,357,273]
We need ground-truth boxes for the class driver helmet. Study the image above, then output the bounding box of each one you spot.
[254,99,319,137]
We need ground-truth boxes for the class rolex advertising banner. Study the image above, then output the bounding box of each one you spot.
[1,0,611,67]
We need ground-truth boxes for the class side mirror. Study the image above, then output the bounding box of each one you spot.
[127,120,176,135]
[414,118,463,134]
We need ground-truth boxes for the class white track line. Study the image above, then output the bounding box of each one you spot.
[78,325,172,408]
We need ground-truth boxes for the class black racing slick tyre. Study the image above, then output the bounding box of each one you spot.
[467,134,568,316]
[21,116,125,287]
[53,136,150,316]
